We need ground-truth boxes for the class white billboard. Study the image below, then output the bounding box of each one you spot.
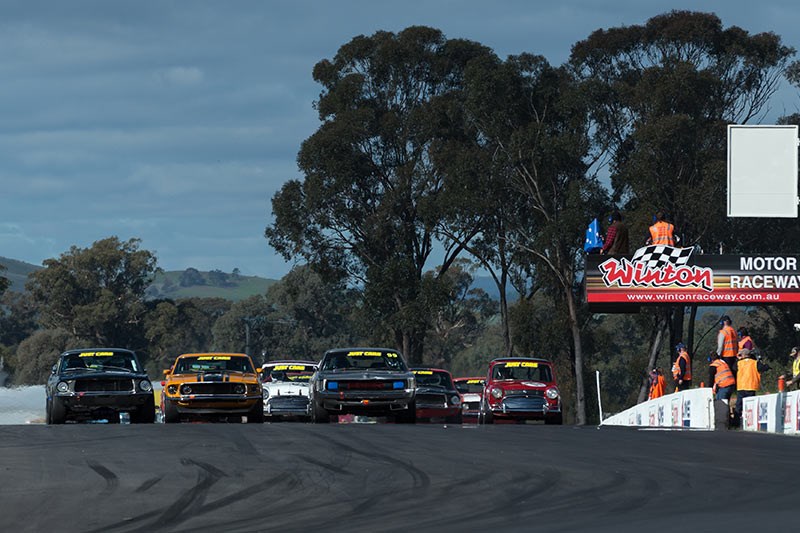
[728,125,798,218]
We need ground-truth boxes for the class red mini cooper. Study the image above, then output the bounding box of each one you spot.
[479,358,562,425]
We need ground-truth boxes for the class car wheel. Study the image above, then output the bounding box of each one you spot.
[162,399,180,423]
[49,398,67,424]
[247,400,264,423]
[394,402,416,424]
[478,401,493,425]
[45,399,52,425]
[133,401,156,423]
[445,412,463,424]
[545,413,563,425]
[311,401,330,423]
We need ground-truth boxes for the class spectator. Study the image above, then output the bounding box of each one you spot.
[672,343,692,391]
[737,327,754,352]
[601,211,630,255]
[717,315,738,378]
[781,346,800,390]
[734,349,770,424]
[708,353,735,404]
[646,211,676,246]
[647,368,666,400]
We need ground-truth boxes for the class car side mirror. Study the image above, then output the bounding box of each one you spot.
[256,368,263,374]
[162,369,170,376]
[51,364,57,374]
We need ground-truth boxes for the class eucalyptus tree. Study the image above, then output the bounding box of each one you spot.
[459,53,608,424]
[25,236,158,349]
[570,10,795,357]
[266,27,494,364]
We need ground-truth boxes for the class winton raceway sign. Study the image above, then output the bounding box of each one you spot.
[585,245,800,307]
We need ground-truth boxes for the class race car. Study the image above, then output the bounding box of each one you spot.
[453,376,485,421]
[411,368,462,423]
[309,347,416,423]
[161,353,263,423]
[261,361,317,420]
[46,348,155,424]
[479,358,562,425]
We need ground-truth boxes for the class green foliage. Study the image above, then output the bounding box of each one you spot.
[143,297,232,375]
[266,27,496,364]
[0,263,9,296]
[25,236,157,349]
[570,10,794,249]
[0,291,38,347]
[8,329,76,385]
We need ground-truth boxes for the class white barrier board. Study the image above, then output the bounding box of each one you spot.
[602,388,714,429]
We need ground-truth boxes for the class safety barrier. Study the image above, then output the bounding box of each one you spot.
[601,388,715,429]
[741,390,800,434]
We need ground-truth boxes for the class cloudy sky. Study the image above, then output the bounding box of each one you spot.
[1,0,798,279]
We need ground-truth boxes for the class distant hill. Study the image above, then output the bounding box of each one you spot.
[147,269,277,302]
[0,256,42,292]
[0,257,277,302]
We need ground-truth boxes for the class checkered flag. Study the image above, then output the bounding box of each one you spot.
[631,245,694,269]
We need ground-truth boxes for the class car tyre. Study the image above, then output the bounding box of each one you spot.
[394,402,416,424]
[445,412,463,424]
[49,398,67,424]
[133,400,156,423]
[479,401,493,425]
[247,400,264,423]
[162,398,180,423]
[545,413,563,425]
[311,400,330,423]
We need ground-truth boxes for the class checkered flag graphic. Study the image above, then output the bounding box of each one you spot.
[631,245,694,269]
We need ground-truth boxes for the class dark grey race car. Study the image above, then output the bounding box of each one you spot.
[46,348,155,424]
[309,347,416,423]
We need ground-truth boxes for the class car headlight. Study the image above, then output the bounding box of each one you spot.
[138,380,153,392]
[450,395,462,407]
[249,384,261,394]
[56,381,69,393]
[545,387,560,400]
[233,383,245,394]
[408,376,416,389]
[262,388,269,398]
[180,385,192,395]
[167,385,178,395]
[490,387,503,399]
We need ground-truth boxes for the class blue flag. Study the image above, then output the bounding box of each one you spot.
[584,218,603,253]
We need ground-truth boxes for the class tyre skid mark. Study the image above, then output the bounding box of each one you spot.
[87,460,119,495]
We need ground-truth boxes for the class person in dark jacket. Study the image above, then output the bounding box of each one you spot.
[601,211,630,255]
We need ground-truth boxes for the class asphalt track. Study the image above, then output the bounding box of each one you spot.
[0,423,795,533]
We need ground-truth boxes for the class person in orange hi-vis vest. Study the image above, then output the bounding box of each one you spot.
[708,353,735,404]
[646,211,676,246]
[733,349,770,426]
[716,315,738,379]
[648,368,666,400]
[672,343,692,391]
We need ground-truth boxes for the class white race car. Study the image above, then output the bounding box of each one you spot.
[261,361,317,420]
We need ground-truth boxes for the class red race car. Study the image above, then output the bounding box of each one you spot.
[453,377,485,421]
[411,368,463,424]
[479,358,562,425]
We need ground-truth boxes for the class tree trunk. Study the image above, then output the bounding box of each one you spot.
[637,311,668,403]
[565,287,586,425]
[687,305,698,353]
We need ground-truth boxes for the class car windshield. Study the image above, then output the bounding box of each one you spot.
[61,350,140,373]
[492,362,552,382]
[321,350,407,372]
[455,379,485,394]
[413,371,454,389]
[264,364,316,382]
[173,355,254,374]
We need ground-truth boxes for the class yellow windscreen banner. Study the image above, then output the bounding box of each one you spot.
[79,351,114,357]
[197,356,232,361]
[504,362,538,368]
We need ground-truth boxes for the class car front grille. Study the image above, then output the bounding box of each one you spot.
[74,378,134,392]
[416,392,447,408]
[180,383,244,395]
